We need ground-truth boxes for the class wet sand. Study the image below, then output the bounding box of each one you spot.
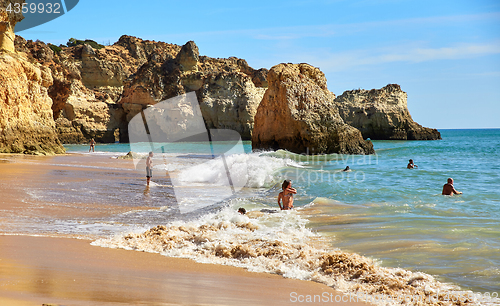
[0,154,370,305]
[0,235,373,306]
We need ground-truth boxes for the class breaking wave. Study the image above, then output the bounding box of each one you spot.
[92,204,495,306]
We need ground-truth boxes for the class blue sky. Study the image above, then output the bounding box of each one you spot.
[18,0,500,129]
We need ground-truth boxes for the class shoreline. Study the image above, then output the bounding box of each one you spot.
[1,151,496,305]
[0,153,370,305]
[0,234,370,306]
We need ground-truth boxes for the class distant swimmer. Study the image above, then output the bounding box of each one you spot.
[407,159,418,169]
[442,178,462,196]
[342,166,351,172]
[237,207,278,218]
[146,151,153,186]
[278,179,297,210]
[89,138,96,152]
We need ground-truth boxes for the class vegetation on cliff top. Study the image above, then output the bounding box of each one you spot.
[66,38,104,49]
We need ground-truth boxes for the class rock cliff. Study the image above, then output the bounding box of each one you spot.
[4,26,439,153]
[0,1,64,154]
[15,36,266,142]
[334,84,441,140]
[0,0,23,52]
[119,40,268,140]
[13,35,183,143]
[252,63,374,155]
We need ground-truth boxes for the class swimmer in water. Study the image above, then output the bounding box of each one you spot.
[278,179,297,210]
[442,178,462,196]
[407,159,418,169]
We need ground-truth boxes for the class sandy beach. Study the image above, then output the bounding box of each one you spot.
[0,154,370,306]
[0,235,372,306]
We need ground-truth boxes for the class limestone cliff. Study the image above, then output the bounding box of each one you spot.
[13,35,181,143]
[335,84,441,140]
[0,52,65,154]
[119,40,268,140]
[252,63,374,155]
[0,0,23,52]
[8,30,438,150]
[0,0,64,154]
[16,36,266,142]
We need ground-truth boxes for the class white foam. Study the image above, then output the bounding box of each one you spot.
[178,152,304,188]
[92,204,493,306]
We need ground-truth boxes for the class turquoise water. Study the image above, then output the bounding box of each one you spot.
[289,129,500,293]
[64,129,500,293]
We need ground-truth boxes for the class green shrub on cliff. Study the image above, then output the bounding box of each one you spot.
[49,44,62,53]
[67,38,104,49]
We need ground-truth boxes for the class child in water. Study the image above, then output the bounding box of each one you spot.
[278,179,297,210]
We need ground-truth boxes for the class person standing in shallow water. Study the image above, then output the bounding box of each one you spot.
[278,179,297,210]
[146,152,153,186]
[442,178,462,196]
[89,138,95,152]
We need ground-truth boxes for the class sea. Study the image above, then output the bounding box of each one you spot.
[2,129,499,304]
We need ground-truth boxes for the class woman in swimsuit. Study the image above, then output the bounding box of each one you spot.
[89,138,95,152]
[278,179,297,210]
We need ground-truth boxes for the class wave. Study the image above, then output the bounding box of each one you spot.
[178,152,304,188]
[260,149,343,163]
[92,204,495,306]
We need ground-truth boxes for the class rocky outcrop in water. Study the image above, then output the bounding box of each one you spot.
[4,23,438,153]
[252,63,374,155]
[335,84,441,140]
[0,2,64,154]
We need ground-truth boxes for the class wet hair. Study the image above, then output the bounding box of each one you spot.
[282,179,291,190]
[409,159,413,163]
[447,178,453,184]
[238,207,246,214]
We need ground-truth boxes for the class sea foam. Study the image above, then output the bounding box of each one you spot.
[178,152,304,188]
[92,204,494,306]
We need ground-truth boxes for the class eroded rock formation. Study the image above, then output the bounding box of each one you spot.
[0,0,23,52]
[119,40,268,140]
[0,1,64,154]
[4,25,439,154]
[13,35,182,143]
[251,63,374,155]
[335,84,441,140]
[15,36,266,143]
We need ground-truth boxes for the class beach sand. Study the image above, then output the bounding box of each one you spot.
[0,154,370,306]
[0,235,371,306]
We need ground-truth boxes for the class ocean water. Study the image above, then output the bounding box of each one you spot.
[5,129,500,304]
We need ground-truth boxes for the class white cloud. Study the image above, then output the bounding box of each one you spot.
[293,41,500,72]
[158,11,500,42]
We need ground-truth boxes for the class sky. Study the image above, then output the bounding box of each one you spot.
[17,0,500,129]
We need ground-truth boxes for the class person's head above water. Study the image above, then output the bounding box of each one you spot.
[409,159,413,163]
[282,179,291,190]
[447,178,454,184]
[238,207,246,215]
